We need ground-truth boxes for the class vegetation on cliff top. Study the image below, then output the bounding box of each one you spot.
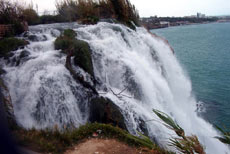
[13,123,171,154]
[56,0,139,27]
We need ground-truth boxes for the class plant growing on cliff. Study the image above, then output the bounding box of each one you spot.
[152,109,205,154]
[214,125,230,145]
[13,123,171,153]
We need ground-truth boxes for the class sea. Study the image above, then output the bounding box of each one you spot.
[152,22,230,129]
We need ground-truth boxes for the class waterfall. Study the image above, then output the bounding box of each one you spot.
[2,22,229,153]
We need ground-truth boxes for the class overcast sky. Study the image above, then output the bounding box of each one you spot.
[19,0,230,17]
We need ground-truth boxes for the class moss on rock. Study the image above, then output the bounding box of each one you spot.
[73,39,94,76]
[63,29,76,39]
[54,36,74,51]
[54,29,94,76]
[54,29,76,51]
[0,37,28,58]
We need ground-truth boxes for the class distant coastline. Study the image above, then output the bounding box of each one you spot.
[150,21,230,30]
[141,16,230,30]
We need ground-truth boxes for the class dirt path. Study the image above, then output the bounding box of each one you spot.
[65,138,152,154]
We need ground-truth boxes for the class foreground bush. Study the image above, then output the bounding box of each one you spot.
[0,37,28,57]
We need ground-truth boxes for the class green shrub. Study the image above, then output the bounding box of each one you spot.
[0,37,28,57]
[54,36,74,51]
[56,0,140,26]
[72,39,93,76]
[54,29,94,76]
[54,29,76,51]
[63,29,76,39]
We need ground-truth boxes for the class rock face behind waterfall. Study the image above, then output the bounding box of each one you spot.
[89,97,127,130]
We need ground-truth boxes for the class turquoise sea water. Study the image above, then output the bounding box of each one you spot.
[152,23,230,128]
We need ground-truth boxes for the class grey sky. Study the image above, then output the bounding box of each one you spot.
[19,0,230,17]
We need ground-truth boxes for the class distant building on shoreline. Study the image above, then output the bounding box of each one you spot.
[197,12,206,18]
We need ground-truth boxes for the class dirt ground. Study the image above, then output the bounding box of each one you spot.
[64,138,153,154]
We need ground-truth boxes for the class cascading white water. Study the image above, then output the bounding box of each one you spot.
[2,22,229,153]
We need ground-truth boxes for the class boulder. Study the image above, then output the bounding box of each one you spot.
[19,50,30,59]
[89,97,127,130]
[27,34,47,42]
[27,35,39,42]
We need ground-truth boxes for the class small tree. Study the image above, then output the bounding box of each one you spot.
[22,8,39,25]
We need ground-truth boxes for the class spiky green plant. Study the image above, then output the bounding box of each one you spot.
[169,136,205,154]
[152,109,184,138]
[214,125,230,145]
[152,109,205,154]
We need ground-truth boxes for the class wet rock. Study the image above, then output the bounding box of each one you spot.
[19,50,30,59]
[0,68,6,75]
[4,52,14,60]
[138,118,148,136]
[99,18,118,24]
[51,29,61,37]
[28,35,39,42]
[22,31,29,37]
[89,97,127,130]
[27,34,47,42]
[0,77,17,129]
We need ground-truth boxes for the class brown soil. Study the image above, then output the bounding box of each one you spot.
[65,138,155,154]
